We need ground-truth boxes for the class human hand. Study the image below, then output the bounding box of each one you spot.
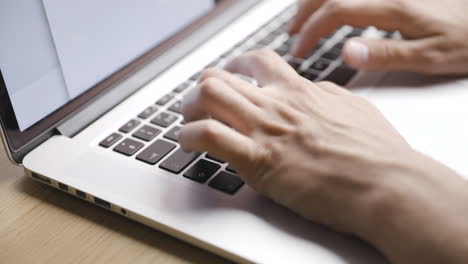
[179,50,468,264]
[289,0,468,75]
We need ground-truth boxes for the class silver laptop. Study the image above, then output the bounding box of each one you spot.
[2,0,468,263]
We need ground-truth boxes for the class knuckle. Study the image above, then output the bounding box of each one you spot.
[199,68,218,81]
[245,49,278,65]
[324,0,347,16]
[199,121,222,142]
[198,77,221,99]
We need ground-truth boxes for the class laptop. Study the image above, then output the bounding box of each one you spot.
[2,0,468,263]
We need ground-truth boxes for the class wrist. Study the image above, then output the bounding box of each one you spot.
[357,151,468,264]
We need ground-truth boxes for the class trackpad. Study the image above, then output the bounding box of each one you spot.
[366,72,468,177]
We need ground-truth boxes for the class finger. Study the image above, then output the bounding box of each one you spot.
[343,37,435,72]
[181,77,263,134]
[179,119,257,170]
[199,68,267,106]
[291,0,406,58]
[224,50,299,87]
[288,0,325,34]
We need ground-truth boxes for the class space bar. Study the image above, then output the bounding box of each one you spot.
[159,148,201,174]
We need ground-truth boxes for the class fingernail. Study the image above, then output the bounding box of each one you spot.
[345,40,369,67]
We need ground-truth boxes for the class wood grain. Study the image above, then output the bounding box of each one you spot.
[0,142,232,264]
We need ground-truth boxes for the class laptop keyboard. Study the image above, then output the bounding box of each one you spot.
[98,4,379,195]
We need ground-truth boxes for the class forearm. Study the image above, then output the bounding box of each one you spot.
[359,152,468,264]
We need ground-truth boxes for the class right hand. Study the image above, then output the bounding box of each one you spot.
[179,50,468,264]
[289,0,468,75]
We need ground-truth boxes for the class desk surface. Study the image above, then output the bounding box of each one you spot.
[0,142,231,264]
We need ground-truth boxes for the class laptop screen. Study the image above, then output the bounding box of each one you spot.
[0,0,215,131]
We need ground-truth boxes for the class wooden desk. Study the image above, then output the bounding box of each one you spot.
[0,142,231,264]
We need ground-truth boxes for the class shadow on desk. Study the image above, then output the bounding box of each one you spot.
[14,175,232,264]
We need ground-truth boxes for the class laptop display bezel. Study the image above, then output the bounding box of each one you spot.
[0,0,249,164]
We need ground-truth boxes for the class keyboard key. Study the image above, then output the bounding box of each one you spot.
[164,126,181,142]
[309,58,331,72]
[156,94,174,106]
[151,112,178,128]
[189,72,202,81]
[323,65,357,86]
[184,159,221,183]
[132,125,161,142]
[275,48,289,57]
[159,149,201,174]
[322,48,341,60]
[205,154,225,164]
[259,34,276,46]
[288,59,304,70]
[300,71,318,81]
[334,41,345,50]
[113,138,144,156]
[138,106,158,119]
[119,119,141,133]
[174,82,191,93]
[168,100,182,114]
[136,139,176,165]
[347,28,364,38]
[305,39,326,57]
[226,165,237,174]
[209,171,244,195]
[99,133,122,148]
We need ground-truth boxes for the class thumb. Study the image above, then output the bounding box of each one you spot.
[342,37,428,72]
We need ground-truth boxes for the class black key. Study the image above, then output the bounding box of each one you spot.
[132,125,161,142]
[282,38,293,48]
[306,39,326,57]
[184,159,221,183]
[156,94,174,106]
[246,44,264,52]
[113,138,144,156]
[159,149,201,174]
[174,82,191,93]
[276,43,289,52]
[300,71,318,81]
[220,50,232,59]
[323,65,357,86]
[151,112,178,128]
[164,126,181,142]
[288,59,304,71]
[136,139,176,165]
[322,48,341,61]
[334,41,345,50]
[138,106,158,119]
[209,171,244,195]
[205,154,225,164]
[189,72,202,81]
[347,28,364,38]
[275,47,289,57]
[309,58,331,72]
[259,35,276,46]
[168,100,182,114]
[205,60,219,69]
[119,119,141,133]
[226,165,237,174]
[99,133,122,148]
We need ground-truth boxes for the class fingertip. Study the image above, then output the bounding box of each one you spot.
[343,39,369,68]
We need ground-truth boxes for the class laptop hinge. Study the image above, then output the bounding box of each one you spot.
[57,0,260,138]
